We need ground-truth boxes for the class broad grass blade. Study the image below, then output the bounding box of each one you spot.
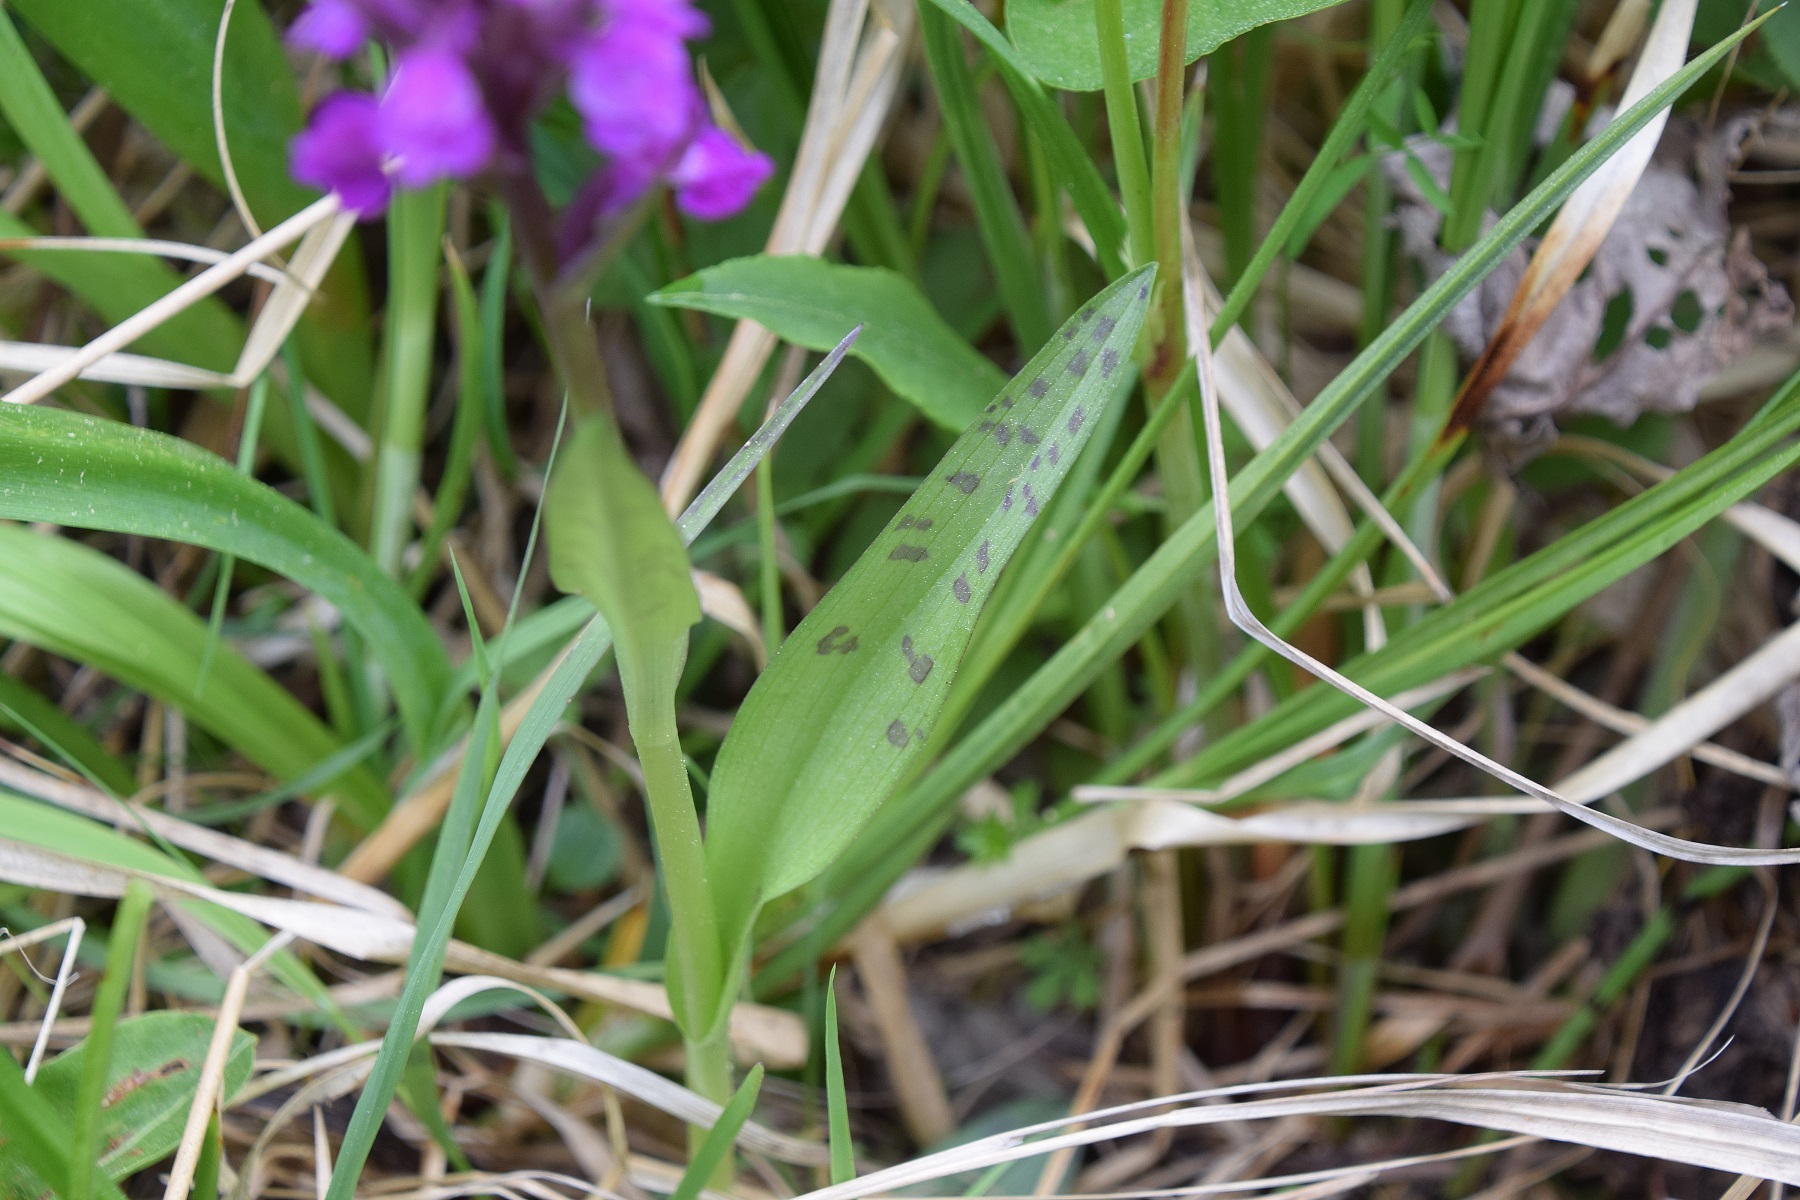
[0,405,451,755]
[703,264,1156,965]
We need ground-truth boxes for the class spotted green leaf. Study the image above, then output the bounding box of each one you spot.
[703,264,1156,973]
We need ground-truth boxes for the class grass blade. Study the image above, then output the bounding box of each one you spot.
[68,881,153,1200]
[826,969,855,1184]
[671,1063,765,1200]
[0,403,453,754]
[918,4,1053,350]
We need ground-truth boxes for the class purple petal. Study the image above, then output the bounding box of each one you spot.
[377,48,496,186]
[670,126,773,220]
[568,24,698,164]
[287,0,369,58]
[603,0,710,39]
[291,92,392,217]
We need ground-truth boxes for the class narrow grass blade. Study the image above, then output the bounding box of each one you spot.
[677,327,860,541]
[826,968,855,1184]
[914,0,1127,275]
[671,1063,765,1200]
[919,3,1051,350]
[409,244,489,599]
[68,881,152,1200]
[0,1047,82,1198]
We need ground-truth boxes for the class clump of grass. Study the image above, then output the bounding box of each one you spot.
[0,0,1797,1196]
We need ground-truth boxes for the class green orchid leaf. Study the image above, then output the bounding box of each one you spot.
[652,255,1008,431]
[22,1013,254,1186]
[1006,0,1349,91]
[703,264,1157,961]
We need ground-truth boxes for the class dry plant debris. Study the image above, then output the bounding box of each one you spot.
[2,0,1800,1197]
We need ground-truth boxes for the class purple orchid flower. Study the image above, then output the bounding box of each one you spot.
[671,127,775,220]
[290,92,391,215]
[285,0,774,238]
[379,47,497,187]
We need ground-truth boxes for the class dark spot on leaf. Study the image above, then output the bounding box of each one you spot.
[1062,325,1077,340]
[1102,348,1119,377]
[1069,351,1088,376]
[977,540,990,573]
[817,625,859,654]
[1023,484,1039,516]
[1019,426,1040,445]
[1092,315,1116,341]
[954,573,971,603]
[1068,407,1085,434]
[984,403,996,414]
[1028,377,1048,397]
[979,420,995,433]
[898,515,932,531]
[1645,324,1673,350]
[1030,455,1042,471]
[890,544,929,562]
[1003,485,1014,511]
[946,470,980,494]
[1000,395,1013,408]
[1047,443,1060,465]
[994,424,1011,445]
[888,720,909,747]
[1138,283,1149,300]
[900,635,935,682]
[1647,246,1669,266]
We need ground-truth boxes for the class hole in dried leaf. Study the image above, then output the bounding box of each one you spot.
[1671,289,1704,333]
[1593,289,1634,361]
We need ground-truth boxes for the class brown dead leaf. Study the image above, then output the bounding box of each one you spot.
[1388,120,1792,449]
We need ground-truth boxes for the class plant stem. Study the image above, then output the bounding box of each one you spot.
[507,163,726,1106]
[1096,0,1154,267]
[1211,25,1274,288]
[371,183,447,577]
[634,677,725,1045]
[1149,0,1191,393]
[1142,0,1213,685]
